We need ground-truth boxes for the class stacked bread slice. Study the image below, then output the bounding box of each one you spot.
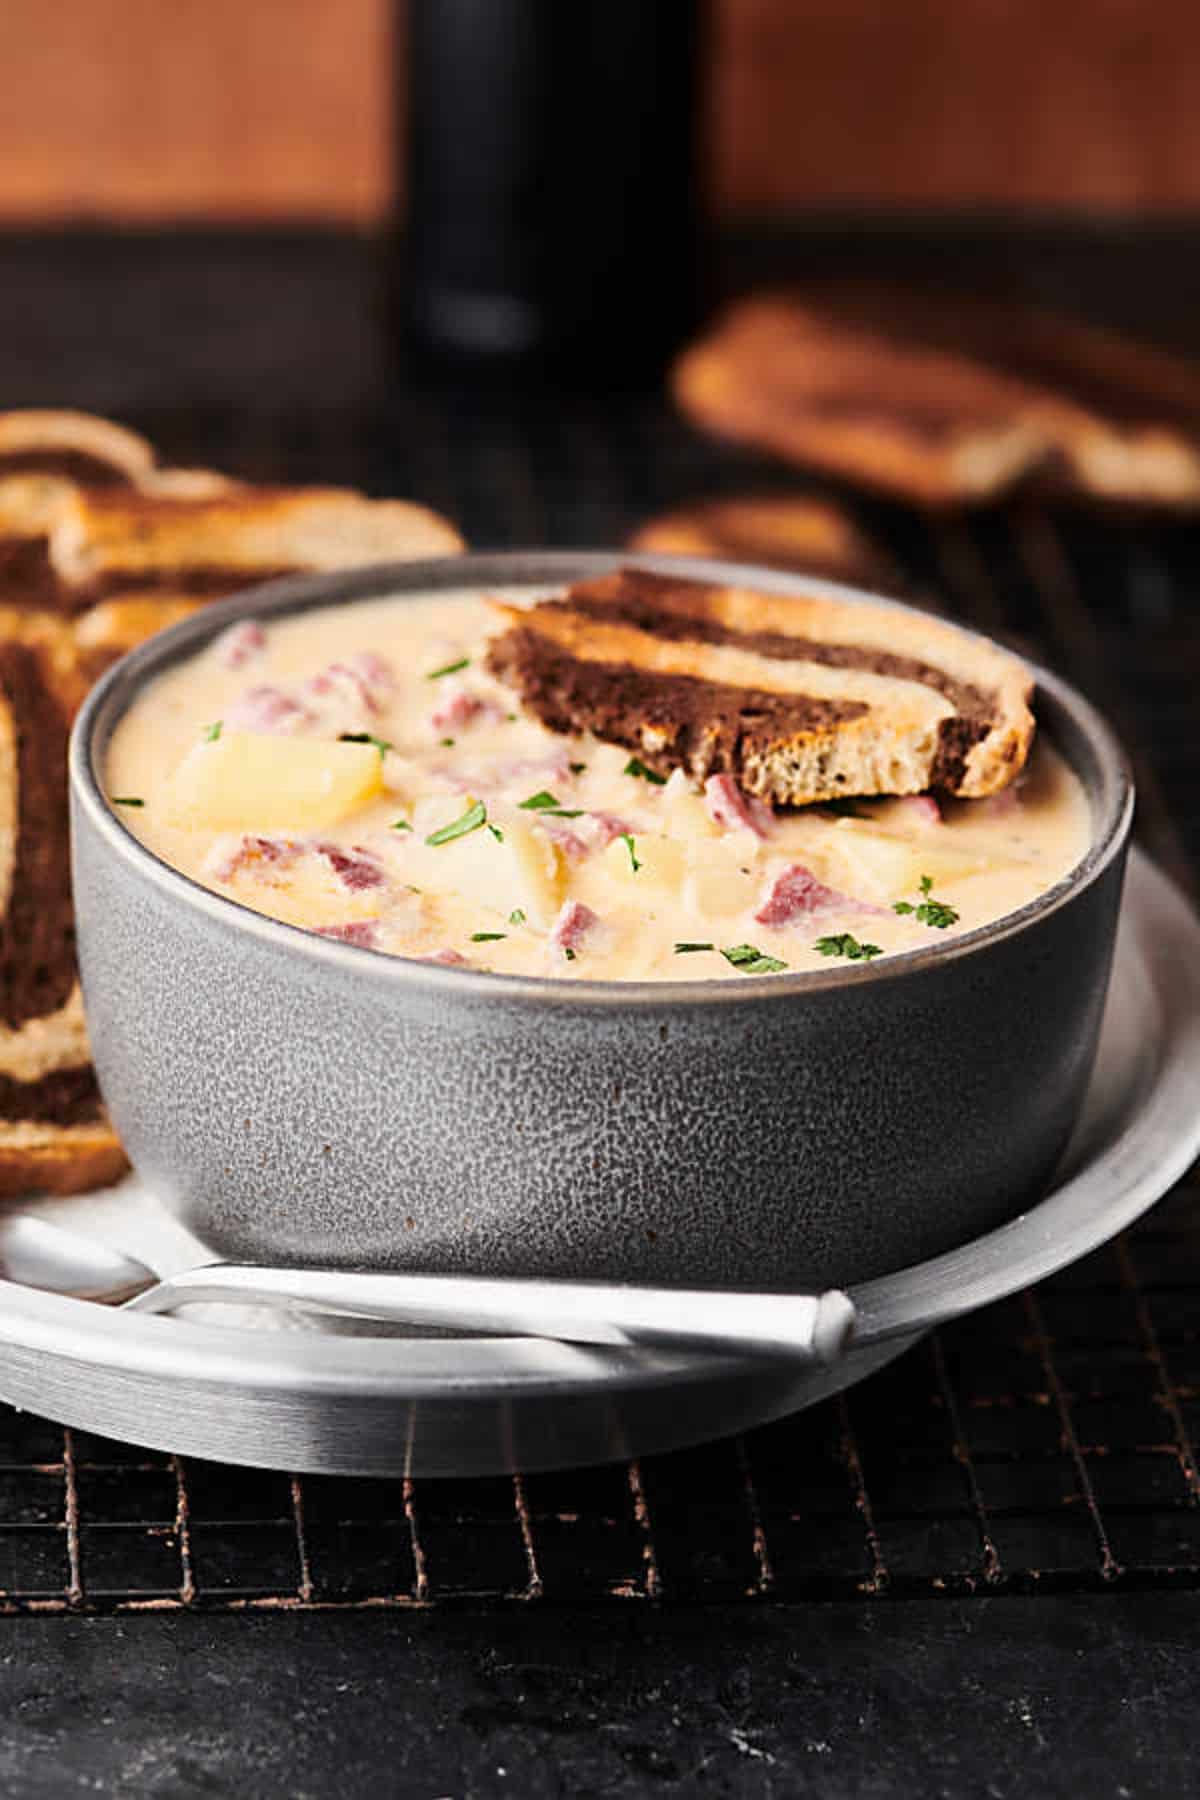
[0,410,462,1194]
[673,284,1200,507]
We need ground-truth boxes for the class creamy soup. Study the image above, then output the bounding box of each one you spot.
[106,590,1093,981]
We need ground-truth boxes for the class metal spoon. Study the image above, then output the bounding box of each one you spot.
[0,1214,855,1366]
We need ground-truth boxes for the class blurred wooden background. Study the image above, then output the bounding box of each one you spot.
[3,0,1198,222]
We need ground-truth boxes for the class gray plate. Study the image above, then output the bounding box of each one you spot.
[0,848,1194,1478]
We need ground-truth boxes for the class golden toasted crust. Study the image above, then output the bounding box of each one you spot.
[488,570,1034,802]
[73,597,206,680]
[0,410,155,484]
[52,485,464,585]
[0,1125,127,1198]
[628,494,895,587]
[134,467,244,499]
[673,286,1200,508]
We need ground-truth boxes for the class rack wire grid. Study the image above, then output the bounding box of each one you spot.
[2,375,1198,1614]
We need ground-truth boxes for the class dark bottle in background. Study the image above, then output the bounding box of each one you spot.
[401,0,706,383]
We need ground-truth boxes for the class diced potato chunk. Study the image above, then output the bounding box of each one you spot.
[411,804,566,928]
[825,822,986,898]
[683,864,758,917]
[661,770,721,840]
[165,732,383,831]
[601,832,687,895]
[504,816,568,927]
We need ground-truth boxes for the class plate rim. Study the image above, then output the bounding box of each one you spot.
[0,848,1192,1419]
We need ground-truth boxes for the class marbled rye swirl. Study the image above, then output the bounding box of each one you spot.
[487,569,1034,804]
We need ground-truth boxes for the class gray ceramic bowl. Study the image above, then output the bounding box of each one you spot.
[69,552,1134,1290]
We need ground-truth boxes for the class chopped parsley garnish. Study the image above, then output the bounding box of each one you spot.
[426,656,470,680]
[815,933,884,962]
[674,942,714,954]
[487,823,505,843]
[391,817,412,832]
[569,761,587,774]
[111,795,144,808]
[623,756,666,786]
[518,790,583,818]
[470,931,506,942]
[202,720,223,742]
[508,908,526,925]
[441,737,456,747]
[339,731,393,758]
[819,797,869,819]
[425,799,487,846]
[893,874,960,930]
[619,833,641,873]
[722,943,787,975]
[564,947,577,961]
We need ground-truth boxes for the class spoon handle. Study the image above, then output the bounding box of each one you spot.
[126,1265,855,1365]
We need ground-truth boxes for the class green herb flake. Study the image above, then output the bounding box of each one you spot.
[623,756,666,786]
[487,823,505,843]
[339,731,393,758]
[564,947,577,961]
[721,943,787,975]
[111,795,145,808]
[470,931,506,943]
[620,833,641,873]
[425,799,488,847]
[508,908,527,925]
[517,790,583,818]
[814,933,884,962]
[674,942,714,954]
[893,873,960,930]
[426,656,470,680]
[202,720,223,742]
[569,761,587,774]
[391,817,412,832]
[441,737,456,747]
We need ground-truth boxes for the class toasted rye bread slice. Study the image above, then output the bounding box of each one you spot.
[487,569,1033,803]
[0,610,126,1196]
[64,485,465,674]
[0,411,156,612]
[53,485,464,603]
[628,494,896,588]
[673,286,1200,508]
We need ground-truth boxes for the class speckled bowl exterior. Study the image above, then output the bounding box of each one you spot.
[69,553,1134,1290]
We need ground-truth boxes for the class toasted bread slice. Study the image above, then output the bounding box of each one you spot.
[673,285,1200,508]
[53,485,463,603]
[64,485,464,673]
[628,494,896,588]
[0,610,126,1195]
[0,412,156,613]
[487,569,1033,803]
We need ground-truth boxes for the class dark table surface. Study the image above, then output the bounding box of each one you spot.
[2,226,1200,1799]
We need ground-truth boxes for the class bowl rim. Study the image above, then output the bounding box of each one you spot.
[70,548,1136,1011]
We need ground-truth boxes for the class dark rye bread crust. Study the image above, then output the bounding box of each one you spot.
[550,575,994,790]
[70,563,300,608]
[0,634,120,1183]
[487,569,1033,802]
[489,628,867,776]
[0,534,64,610]
[0,642,79,1025]
[0,449,135,486]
